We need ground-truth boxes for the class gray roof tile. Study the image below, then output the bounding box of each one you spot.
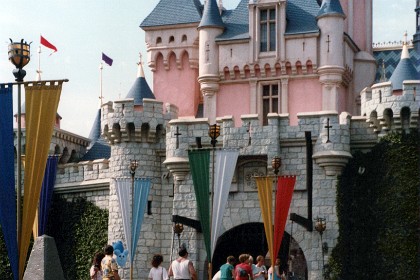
[140,0,202,28]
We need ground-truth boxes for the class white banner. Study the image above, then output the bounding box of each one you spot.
[211,148,239,256]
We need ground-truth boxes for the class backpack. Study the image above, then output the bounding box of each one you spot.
[237,267,247,277]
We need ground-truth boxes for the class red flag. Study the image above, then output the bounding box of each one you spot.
[40,36,57,53]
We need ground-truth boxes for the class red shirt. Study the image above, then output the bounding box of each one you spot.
[235,263,252,280]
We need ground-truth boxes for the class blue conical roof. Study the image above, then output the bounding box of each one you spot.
[389,44,419,91]
[317,0,345,19]
[125,62,155,106]
[198,0,224,29]
[82,108,111,160]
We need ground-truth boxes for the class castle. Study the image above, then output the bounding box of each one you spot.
[15,0,420,279]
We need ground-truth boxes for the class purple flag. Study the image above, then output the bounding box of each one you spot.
[102,52,113,66]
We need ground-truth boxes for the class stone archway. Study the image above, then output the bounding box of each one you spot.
[211,222,307,279]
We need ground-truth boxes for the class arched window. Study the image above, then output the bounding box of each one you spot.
[169,36,175,43]
[156,37,162,44]
[181,35,187,42]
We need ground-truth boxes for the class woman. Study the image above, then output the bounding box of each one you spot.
[90,252,105,280]
[149,254,169,280]
[268,259,285,280]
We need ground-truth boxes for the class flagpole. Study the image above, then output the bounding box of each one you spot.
[36,46,42,81]
[99,63,103,106]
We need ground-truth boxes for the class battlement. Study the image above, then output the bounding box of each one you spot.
[361,80,420,135]
[101,98,178,144]
[55,158,111,185]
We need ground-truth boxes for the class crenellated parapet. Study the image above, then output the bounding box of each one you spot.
[55,158,111,185]
[361,79,420,135]
[101,98,178,145]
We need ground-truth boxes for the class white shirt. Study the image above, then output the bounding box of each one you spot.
[149,266,169,280]
[171,258,191,279]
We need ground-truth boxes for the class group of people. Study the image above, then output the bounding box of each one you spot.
[90,245,285,280]
[89,245,196,280]
[214,254,286,280]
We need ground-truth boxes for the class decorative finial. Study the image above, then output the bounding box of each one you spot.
[401,32,410,59]
[137,52,145,78]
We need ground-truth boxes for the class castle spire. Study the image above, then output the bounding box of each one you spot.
[389,32,418,91]
[198,0,224,29]
[317,0,346,19]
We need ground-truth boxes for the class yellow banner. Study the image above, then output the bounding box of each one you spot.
[256,176,274,267]
[19,81,62,279]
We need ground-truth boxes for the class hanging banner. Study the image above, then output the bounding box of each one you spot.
[131,178,151,263]
[36,155,59,237]
[273,176,296,258]
[115,178,132,264]
[256,176,275,266]
[211,148,239,256]
[115,178,151,265]
[19,81,62,279]
[188,149,211,261]
[0,84,18,280]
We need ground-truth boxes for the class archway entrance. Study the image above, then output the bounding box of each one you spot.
[211,222,307,279]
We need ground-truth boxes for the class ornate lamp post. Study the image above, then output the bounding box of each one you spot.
[208,123,220,280]
[173,223,184,248]
[315,217,327,279]
[8,39,31,248]
[129,160,138,280]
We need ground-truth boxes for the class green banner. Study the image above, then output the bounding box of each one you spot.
[188,149,211,261]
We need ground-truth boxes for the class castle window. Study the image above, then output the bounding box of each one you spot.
[169,36,175,43]
[181,35,187,42]
[262,83,279,125]
[156,37,162,44]
[260,8,276,52]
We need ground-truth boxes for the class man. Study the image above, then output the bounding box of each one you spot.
[102,245,121,280]
[235,254,253,280]
[168,245,197,280]
[220,256,235,280]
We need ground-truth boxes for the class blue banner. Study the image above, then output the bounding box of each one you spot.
[131,178,151,263]
[0,84,18,280]
[38,156,58,236]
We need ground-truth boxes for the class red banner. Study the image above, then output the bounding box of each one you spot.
[273,176,296,258]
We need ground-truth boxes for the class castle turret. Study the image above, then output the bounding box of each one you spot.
[125,55,155,108]
[413,0,420,53]
[197,0,224,123]
[389,33,419,92]
[316,0,346,111]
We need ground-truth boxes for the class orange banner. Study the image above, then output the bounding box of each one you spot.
[19,81,62,279]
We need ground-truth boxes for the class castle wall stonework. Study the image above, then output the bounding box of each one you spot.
[50,85,420,279]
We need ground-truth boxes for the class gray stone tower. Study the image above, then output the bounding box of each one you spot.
[101,61,178,278]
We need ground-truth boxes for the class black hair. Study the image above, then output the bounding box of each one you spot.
[104,245,114,255]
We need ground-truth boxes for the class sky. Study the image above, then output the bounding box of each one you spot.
[0,0,416,138]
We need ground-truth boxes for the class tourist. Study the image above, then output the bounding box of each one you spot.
[168,245,197,280]
[253,255,267,280]
[234,254,253,280]
[90,251,105,280]
[101,245,121,280]
[149,254,168,280]
[268,259,285,280]
[220,256,235,280]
